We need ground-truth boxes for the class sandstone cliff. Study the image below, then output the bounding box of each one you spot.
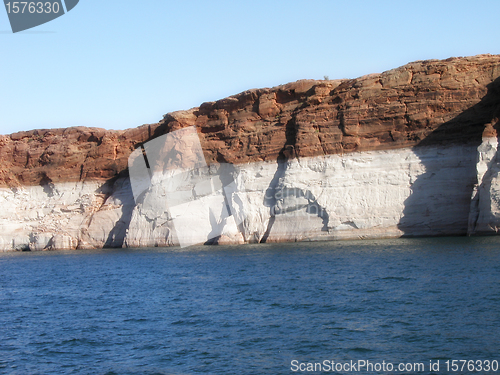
[1,54,499,250]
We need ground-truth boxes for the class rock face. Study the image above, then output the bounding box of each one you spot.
[1,54,500,250]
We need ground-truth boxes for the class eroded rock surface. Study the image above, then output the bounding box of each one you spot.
[1,54,500,250]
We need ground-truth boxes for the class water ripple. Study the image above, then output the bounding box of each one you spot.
[0,237,499,373]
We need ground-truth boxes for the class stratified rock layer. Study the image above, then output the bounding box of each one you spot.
[1,54,500,250]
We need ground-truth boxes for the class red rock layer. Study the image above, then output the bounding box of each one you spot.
[1,54,499,187]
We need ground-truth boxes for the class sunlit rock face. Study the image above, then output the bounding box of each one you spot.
[1,54,500,250]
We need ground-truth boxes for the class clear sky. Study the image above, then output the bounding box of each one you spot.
[1,0,499,135]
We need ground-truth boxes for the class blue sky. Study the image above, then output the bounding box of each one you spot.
[1,0,499,135]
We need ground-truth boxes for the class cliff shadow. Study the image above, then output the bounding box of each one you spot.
[101,170,135,248]
[397,77,500,236]
[260,114,330,243]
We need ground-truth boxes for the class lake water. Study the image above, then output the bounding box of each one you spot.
[1,237,500,374]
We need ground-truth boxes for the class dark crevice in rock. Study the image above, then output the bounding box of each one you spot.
[40,173,55,197]
[204,207,222,245]
[260,216,275,243]
[102,177,135,248]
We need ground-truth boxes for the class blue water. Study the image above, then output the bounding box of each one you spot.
[1,237,500,374]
